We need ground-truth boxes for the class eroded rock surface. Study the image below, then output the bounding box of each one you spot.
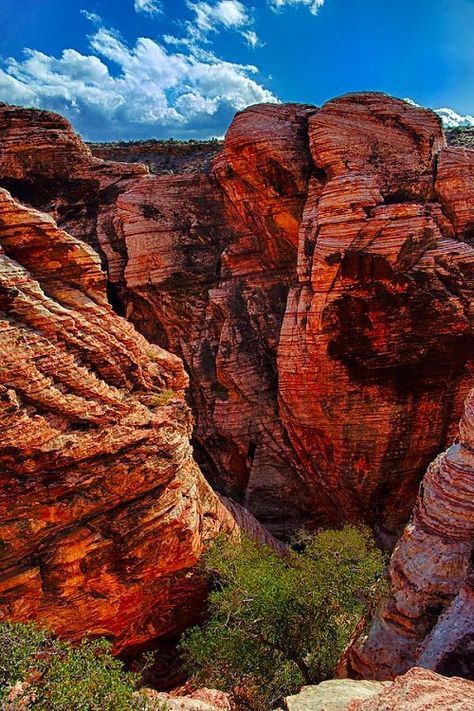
[2,96,474,538]
[341,388,474,680]
[285,669,474,711]
[285,679,388,711]
[350,668,474,710]
[0,187,282,653]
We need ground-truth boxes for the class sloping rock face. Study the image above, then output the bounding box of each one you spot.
[0,186,284,653]
[2,96,474,538]
[341,388,474,680]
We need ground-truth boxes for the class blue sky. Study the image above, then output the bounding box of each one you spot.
[0,0,473,140]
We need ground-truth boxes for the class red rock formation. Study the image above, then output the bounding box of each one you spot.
[2,96,474,539]
[341,387,474,680]
[0,187,283,653]
[278,93,474,539]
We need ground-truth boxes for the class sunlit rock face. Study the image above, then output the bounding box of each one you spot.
[340,387,474,681]
[1,95,474,540]
[0,187,285,652]
[278,93,474,541]
[285,668,474,711]
[349,668,474,710]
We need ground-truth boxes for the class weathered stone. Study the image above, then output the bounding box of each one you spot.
[137,687,231,711]
[0,187,281,653]
[2,96,474,540]
[341,387,474,680]
[349,668,474,710]
[285,679,388,711]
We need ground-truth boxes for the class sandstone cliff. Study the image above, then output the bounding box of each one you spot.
[1,96,474,540]
[341,387,474,680]
[0,186,281,653]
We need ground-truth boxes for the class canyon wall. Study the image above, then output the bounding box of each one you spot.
[0,186,280,653]
[1,96,474,540]
[341,386,474,680]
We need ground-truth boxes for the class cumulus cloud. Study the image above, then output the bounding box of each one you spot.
[167,1,261,48]
[191,0,250,31]
[0,19,277,141]
[134,0,162,16]
[269,0,325,15]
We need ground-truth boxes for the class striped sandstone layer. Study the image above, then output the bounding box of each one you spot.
[1,95,474,540]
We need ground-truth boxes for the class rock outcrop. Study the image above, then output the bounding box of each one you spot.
[0,186,281,653]
[350,668,474,710]
[285,669,474,711]
[341,387,474,680]
[1,96,474,538]
[285,679,388,711]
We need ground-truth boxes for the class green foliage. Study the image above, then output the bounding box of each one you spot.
[0,622,141,710]
[180,526,386,710]
[0,621,50,697]
[149,388,176,407]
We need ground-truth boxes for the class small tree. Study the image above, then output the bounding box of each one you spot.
[0,622,140,710]
[180,526,385,710]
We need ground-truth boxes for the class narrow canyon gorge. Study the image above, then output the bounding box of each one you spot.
[0,93,473,700]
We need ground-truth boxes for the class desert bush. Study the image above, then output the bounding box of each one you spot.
[0,622,140,710]
[180,526,386,710]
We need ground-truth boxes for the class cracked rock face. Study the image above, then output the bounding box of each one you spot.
[0,187,284,652]
[1,95,474,539]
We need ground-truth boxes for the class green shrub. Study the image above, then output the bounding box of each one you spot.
[180,526,386,710]
[0,621,50,697]
[0,622,140,710]
[149,388,176,407]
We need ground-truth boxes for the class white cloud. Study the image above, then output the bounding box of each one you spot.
[435,107,474,129]
[0,21,277,141]
[243,30,260,48]
[134,0,162,15]
[178,1,260,47]
[189,0,249,32]
[404,98,474,129]
[80,10,102,25]
[269,0,325,15]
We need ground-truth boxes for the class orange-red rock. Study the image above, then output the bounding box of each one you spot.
[2,96,474,539]
[0,187,281,653]
[341,387,474,680]
[278,93,474,540]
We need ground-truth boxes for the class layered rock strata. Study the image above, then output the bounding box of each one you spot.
[1,96,474,538]
[0,187,280,652]
[341,388,474,680]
